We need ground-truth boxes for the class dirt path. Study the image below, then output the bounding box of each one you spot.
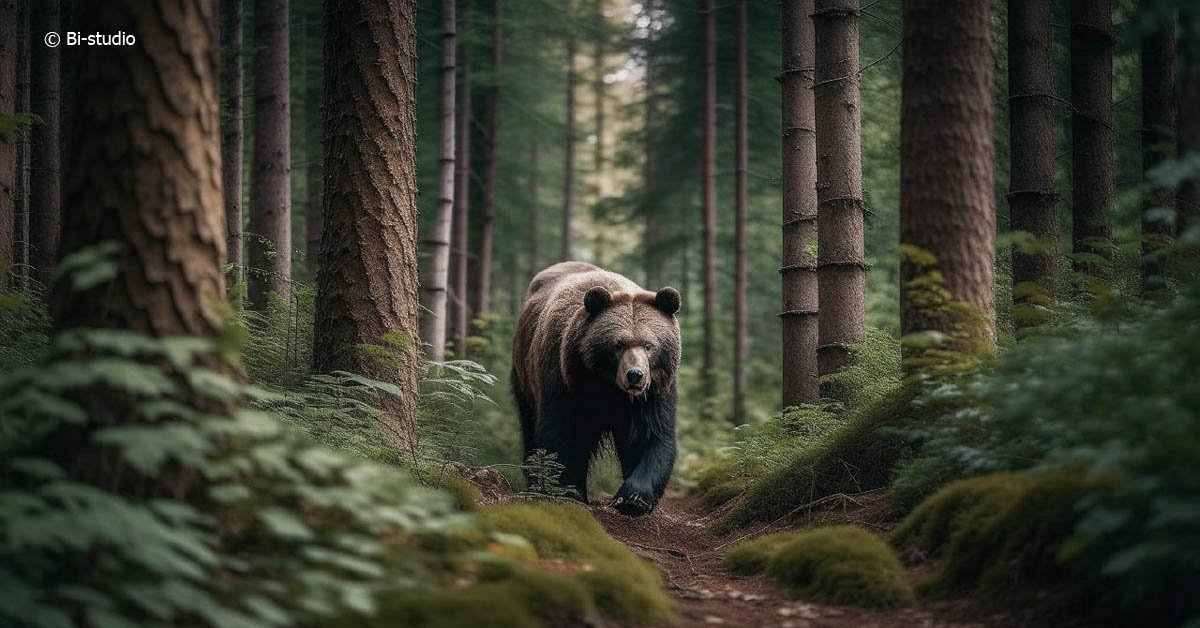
[590,494,1022,628]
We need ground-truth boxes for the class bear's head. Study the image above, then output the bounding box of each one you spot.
[573,285,682,396]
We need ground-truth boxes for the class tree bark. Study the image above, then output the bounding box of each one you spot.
[30,0,60,286]
[420,0,456,361]
[593,0,606,191]
[12,0,29,288]
[248,0,292,307]
[475,0,502,316]
[814,0,865,379]
[1008,0,1059,326]
[221,0,244,297]
[1182,7,1200,241]
[701,0,717,403]
[781,0,820,406]
[302,1,322,282]
[643,3,660,289]
[561,34,577,261]
[0,0,16,284]
[900,0,996,356]
[1140,12,1176,294]
[451,0,473,354]
[1070,0,1114,282]
[52,0,225,336]
[731,0,747,425]
[314,0,421,448]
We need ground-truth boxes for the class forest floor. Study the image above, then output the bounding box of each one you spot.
[590,492,1026,628]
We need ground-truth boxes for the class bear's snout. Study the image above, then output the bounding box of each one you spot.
[618,347,651,394]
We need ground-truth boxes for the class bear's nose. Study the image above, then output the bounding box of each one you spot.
[626,369,644,385]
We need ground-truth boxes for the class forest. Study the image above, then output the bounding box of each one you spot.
[0,0,1198,626]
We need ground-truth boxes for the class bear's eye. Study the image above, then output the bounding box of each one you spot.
[644,343,653,351]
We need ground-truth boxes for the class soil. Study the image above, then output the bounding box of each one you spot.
[589,492,1028,628]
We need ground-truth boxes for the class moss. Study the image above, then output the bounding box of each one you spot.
[890,473,1032,555]
[480,502,674,624]
[422,470,483,511]
[714,382,921,534]
[692,457,750,508]
[893,472,1103,609]
[723,531,800,576]
[763,526,915,609]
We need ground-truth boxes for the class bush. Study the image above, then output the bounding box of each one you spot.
[722,531,799,576]
[763,526,914,609]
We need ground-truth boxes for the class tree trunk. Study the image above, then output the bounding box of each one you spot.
[1008,0,1059,327]
[314,0,421,448]
[593,0,606,191]
[528,139,540,278]
[221,0,244,298]
[475,0,502,316]
[30,0,60,286]
[781,0,820,406]
[900,0,996,359]
[561,34,577,261]
[1140,12,1176,294]
[1182,7,1200,241]
[13,0,29,288]
[248,0,292,307]
[700,0,717,404]
[303,0,322,282]
[52,0,226,336]
[451,0,473,354]
[813,0,865,379]
[731,0,747,425]
[0,0,16,285]
[420,0,456,361]
[644,8,660,289]
[1070,0,1114,282]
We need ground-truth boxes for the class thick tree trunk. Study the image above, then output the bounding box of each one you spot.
[731,0,747,426]
[1182,7,1200,240]
[314,0,421,448]
[303,1,322,282]
[813,0,865,379]
[53,0,225,336]
[900,0,996,358]
[221,0,244,297]
[13,0,29,288]
[1140,13,1177,294]
[451,0,473,354]
[475,0,502,316]
[1070,0,1114,282]
[30,0,60,286]
[700,0,716,403]
[248,0,292,307]
[420,0,456,361]
[0,0,15,284]
[561,35,577,261]
[781,0,820,406]
[1008,0,1059,327]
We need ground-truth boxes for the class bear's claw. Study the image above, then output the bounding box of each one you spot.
[611,490,654,517]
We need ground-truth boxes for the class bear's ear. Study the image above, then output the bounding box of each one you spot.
[584,286,613,316]
[654,287,681,316]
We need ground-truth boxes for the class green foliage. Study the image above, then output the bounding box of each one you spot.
[0,284,50,373]
[479,502,674,624]
[761,526,914,609]
[890,473,1032,556]
[519,449,577,499]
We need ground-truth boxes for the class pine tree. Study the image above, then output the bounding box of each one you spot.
[421,0,457,361]
[313,0,422,447]
[900,0,996,357]
[1008,0,1059,326]
[221,0,245,298]
[476,0,502,316]
[700,0,717,404]
[30,0,60,284]
[561,31,578,261]
[451,0,474,355]
[1070,0,1114,282]
[248,0,292,306]
[0,0,15,285]
[781,0,820,406]
[731,0,747,425]
[1140,10,1177,294]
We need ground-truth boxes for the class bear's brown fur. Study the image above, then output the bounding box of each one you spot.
[512,262,680,516]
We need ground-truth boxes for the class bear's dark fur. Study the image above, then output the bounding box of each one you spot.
[512,262,680,516]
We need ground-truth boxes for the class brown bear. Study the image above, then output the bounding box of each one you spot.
[512,261,680,516]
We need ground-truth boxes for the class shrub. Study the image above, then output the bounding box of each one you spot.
[763,526,914,609]
[722,531,799,576]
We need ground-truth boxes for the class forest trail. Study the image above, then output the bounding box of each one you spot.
[591,494,1019,628]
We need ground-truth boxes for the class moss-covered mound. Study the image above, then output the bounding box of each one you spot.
[691,457,750,509]
[481,502,674,624]
[892,472,1100,605]
[714,383,921,534]
[762,526,915,609]
[358,501,673,627]
[722,531,800,575]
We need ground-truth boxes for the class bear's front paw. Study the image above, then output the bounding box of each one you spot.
[611,483,656,517]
